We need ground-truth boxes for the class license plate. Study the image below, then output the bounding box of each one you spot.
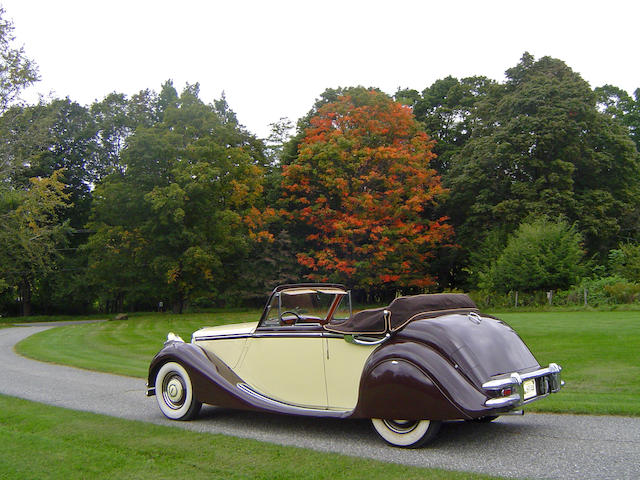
[523,379,537,400]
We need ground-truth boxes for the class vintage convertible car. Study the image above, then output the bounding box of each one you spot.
[147,283,564,447]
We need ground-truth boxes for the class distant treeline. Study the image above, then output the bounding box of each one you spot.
[1,8,639,316]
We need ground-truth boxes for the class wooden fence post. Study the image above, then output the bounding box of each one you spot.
[584,288,588,306]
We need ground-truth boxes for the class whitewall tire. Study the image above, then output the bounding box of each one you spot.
[155,362,202,420]
[371,418,441,448]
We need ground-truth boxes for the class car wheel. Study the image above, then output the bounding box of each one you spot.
[155,362,202,420]
[371,418,441,448]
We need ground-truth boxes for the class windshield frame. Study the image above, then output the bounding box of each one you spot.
[258,284,351,328]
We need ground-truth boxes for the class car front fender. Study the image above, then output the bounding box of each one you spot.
[147,340,252,410]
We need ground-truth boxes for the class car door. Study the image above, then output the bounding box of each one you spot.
[235,325,327,409]
[323,335,377,410]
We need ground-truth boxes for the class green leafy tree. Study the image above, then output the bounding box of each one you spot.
[83,223,150,313]
[0,98,105,314]
[595,84,640,151]
[0,90,164,314]
[397,75,496,175]
[282,88,453,293]
[446,53,640,266]
[0,171,69,315]
[0,7,39,115]
[91,92,150,178]
[608,243,640,282]
[0,5,39,183]
[87,83,268,312]
[2,98,98,228]
[482,217,583,295]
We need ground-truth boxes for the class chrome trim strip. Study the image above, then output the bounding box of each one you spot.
[193,334,253,341]
[252,332,325,338]
[321,332,344,339]
[194,331,330,341]
[236,383,348,414]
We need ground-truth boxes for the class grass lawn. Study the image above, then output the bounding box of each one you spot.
[0,394,501,480]
[15,311,258,377]
[500,311,640,416]
[0,312,111,324]
[14,310,640,416]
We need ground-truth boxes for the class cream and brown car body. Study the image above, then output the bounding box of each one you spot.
[147,283,564,447]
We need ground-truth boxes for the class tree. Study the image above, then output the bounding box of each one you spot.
[0,7,39,115]
[445,53,640,268]
[282,88,453,293]
[595,84,640,151]
[0,6,39,182]
[264,117,294,166]
[91,93,139,177]
[2,98,99,228]
[87,84,268,312]
[0,170,69,315]
[608,242,640,283]
[482,217,583,295]
[83,223,150,313]
[397,75,496,175]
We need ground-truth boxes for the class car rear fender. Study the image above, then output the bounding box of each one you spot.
[352,340,489,420]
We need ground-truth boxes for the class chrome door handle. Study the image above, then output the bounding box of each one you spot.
[344,333,390,346]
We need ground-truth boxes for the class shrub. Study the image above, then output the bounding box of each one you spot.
[564,276,640,306]
[481,217,584,294]
[609,243,640,282]
[603,282,640,303]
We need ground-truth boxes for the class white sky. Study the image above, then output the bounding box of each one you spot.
[3,0,639,138]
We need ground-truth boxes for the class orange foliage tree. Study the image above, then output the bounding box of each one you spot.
[282,88,454,291]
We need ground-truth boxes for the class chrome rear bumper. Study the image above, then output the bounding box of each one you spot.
[482,363,564,408]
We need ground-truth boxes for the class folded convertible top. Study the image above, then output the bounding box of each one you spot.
[324,293,478,335]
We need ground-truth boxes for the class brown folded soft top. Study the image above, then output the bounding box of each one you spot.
[324,293,478,335]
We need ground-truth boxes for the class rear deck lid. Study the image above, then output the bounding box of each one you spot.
[401,314,539,385]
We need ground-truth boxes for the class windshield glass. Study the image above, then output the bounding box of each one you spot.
[263,288,351,327]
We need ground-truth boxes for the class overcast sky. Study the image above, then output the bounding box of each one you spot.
[3,0,638,138]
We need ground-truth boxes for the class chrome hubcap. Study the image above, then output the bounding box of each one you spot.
[383,419,420,434]
[167,378,184,402]
[163,374,185,409]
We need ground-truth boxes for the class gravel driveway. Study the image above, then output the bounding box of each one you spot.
[2,325,639,480]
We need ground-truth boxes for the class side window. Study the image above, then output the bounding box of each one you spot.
[330,294,350,322]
